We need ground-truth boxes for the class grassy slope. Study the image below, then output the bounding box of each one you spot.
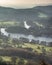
[0,21,20,27]
[0,43,52,65]
[22,43,52,53]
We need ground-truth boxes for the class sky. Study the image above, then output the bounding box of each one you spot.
[0,0,52,9]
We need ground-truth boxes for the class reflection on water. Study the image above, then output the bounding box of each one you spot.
[0,28,52,42]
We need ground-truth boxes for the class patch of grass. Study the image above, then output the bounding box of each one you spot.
[0,21,20,27]
[22,43,52,54]
[1,56,11,62]
[0,56,28,65]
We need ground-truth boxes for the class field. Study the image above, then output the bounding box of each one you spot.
[0,43,52,65]
[0,21,20,27]
[0,38,52,65]
[22,43,52,53]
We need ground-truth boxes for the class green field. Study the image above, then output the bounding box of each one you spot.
[0,38,52,65]
[0,21,20,27]
[21,43,52,54]
[0,42,52,65]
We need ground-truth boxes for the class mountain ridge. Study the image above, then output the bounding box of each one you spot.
[0,5,52,22]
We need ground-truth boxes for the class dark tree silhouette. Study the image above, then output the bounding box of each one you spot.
[40,60,50,65]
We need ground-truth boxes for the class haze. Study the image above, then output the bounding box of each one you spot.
[0,0,52,9]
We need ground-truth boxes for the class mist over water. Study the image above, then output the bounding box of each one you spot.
[0,28,52,43]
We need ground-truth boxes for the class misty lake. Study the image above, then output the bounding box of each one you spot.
[0,28,52,43]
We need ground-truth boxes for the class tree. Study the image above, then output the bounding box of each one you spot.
[39,60,50,65]
[0,57,7,65]
[11,56,17,65]
[26,61,35,65]
[18,58,24,65]
[42,47,46,55]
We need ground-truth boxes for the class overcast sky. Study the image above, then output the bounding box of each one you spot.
[0,0,52,9]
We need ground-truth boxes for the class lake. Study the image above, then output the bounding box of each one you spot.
[0,28,52,42]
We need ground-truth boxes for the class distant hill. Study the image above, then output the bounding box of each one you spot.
[0,5,52,37]
[0,5,52,22]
